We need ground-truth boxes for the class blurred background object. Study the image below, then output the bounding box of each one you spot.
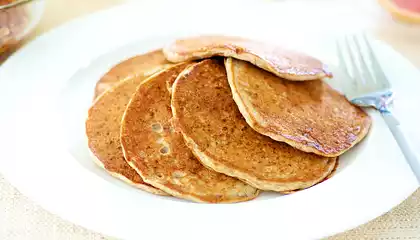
[0,0,44,62]
[378,0,420,24]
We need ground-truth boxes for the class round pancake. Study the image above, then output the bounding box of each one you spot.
[120,63,258,203]
[225,58,372,157]
[94,49,172,99]
[163,35,331,81]
[86,72,166,195]
[171,59,337,192]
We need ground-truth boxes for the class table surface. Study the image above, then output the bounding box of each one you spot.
[1,0,420,239]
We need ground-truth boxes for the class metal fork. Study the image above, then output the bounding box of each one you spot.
[336,34,420,184]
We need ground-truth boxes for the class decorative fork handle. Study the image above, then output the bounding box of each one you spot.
[382,113,420,184]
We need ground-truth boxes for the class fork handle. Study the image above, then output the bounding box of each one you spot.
[382,113,420,185]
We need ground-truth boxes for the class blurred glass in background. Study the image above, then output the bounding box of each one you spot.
[0,0,44,63]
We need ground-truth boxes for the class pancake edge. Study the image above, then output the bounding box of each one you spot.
[164,44,329,81]
[280,157,339,194]
[177,129,337,192]
[125,160,259,203]
[89,150,168,196]
[224,58,372,157]
[93,49,172,100]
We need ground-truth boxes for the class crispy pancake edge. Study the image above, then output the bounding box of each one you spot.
[90,151,168,195]
[163,35,331,81]
[225,58,372,157]
[281,157,339,194]
[93,49,173,99]
[125,160,259,203]
[179,132,337,191]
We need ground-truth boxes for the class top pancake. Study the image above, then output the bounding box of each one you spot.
[86,72,166,195]
[225,58,372,157]
[120,62,258,203]
[171,59,337,192]
[94,49,172,99]
[163,35,331,81]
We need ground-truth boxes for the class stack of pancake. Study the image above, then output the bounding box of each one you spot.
[86,36,371,203]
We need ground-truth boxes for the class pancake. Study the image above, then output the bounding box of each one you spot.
[94,49,172,99]
[171,59,337,192]
[86,72,167,195]
[225,58,372,157]
[163,35,331,81]
[120,62,258,203]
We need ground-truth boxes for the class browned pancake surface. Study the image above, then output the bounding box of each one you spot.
[225,58,372,157]
[94,49,172,98]
[86,74,166,195]
[171,59,336,192]
[163,35,331,81]
[121,63,258,203]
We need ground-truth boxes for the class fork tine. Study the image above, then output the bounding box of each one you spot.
[352,35,376,85]
[343,36,364,85]
[334,39,362,98]
[361,34,391,89]
[336,40,348,73]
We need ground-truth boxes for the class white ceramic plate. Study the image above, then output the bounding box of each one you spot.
[0,1,419,239]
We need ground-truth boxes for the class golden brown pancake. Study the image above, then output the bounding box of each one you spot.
[225,58,372,157]
[121,62,258,203]
[86,73,166,195]
[94,49,172,99]
[171,59,337,192]
[163,35,331,81]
